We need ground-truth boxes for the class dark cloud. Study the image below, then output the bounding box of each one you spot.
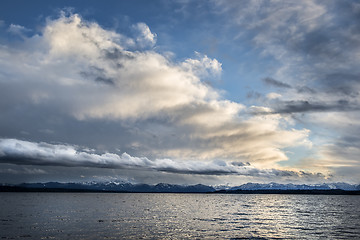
[246,91,262,99]
[231,161,251,167]
[278,101,335,114]
[251,100,360,115]
[103,48,135,61]
[154,167,237,175]
[296,86,316,94]
[94,76,115,85]
[275,100,358,114]
[80,66,115,85]
[219,1,360,104]
[321,73,360,96]
[262,77,292,89]
[288,29,344,60]
[294,1,360,61]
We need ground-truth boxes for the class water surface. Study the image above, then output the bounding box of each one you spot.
[1,193,359,239]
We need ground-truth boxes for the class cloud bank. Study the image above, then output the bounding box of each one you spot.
[0,138,325,180]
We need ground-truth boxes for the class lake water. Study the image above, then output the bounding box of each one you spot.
[1,193,359,239]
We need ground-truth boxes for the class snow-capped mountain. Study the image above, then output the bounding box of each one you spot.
[229,182,360,191]
[1,181,359,192]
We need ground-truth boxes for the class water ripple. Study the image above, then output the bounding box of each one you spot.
[0,193,359,239]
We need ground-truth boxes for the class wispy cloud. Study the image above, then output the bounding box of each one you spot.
[255,100,359,115]
[276,100,359,114]
[262,77,291,89]
[207,0,360,181]
[7,23,31,37]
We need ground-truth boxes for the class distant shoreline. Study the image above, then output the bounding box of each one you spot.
[1,186,360,195]
[213,189,360,195]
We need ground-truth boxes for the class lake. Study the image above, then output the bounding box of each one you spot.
[1,193,359,239]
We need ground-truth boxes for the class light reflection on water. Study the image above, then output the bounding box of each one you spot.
[1,193,359,239]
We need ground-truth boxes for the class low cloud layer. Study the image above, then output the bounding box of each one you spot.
[0,138,325,180]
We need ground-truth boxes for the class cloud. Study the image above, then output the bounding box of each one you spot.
[7,24,31,37]
[211,1,360,178]
[1,13,219,121]
[80,66,115,85]
[182,52,222,78]
[231,161,250,167]
[0,13,312,171]
[214,0,360,110]
[290,110,360,181]
[321,73,360,97]
[0,138,325,180]
[262,77,292,89]
[273,100,359,114]
[0,167,47,175]
[296,86,316,94]
[251,100,359,115]
[132,22,157,48]
[266,92,282,100]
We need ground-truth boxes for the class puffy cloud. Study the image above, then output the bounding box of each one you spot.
[44,13,129,58]
[132,22,157,48]
[0,13,311,171]
[182,52,222,78]
[1,13,217,121]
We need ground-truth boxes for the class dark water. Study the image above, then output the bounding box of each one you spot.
[0,193,359,239]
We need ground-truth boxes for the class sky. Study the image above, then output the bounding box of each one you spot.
[0,0,360,185]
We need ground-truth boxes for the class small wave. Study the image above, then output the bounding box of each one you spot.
[230,237,270,240]
[233,212,249,216]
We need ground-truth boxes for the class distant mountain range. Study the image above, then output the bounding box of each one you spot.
[1,181,360,193]
[0,182,215,193]
[226,182,360,191]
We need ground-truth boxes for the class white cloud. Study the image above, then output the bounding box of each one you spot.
[0,13,312,168]
[132,22,157,48]
[44,13,129,59]
[182,52,222,78]
[7,24,31,37]
[266,92,282,99]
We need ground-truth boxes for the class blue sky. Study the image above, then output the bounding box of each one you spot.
[0,0,360,185]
